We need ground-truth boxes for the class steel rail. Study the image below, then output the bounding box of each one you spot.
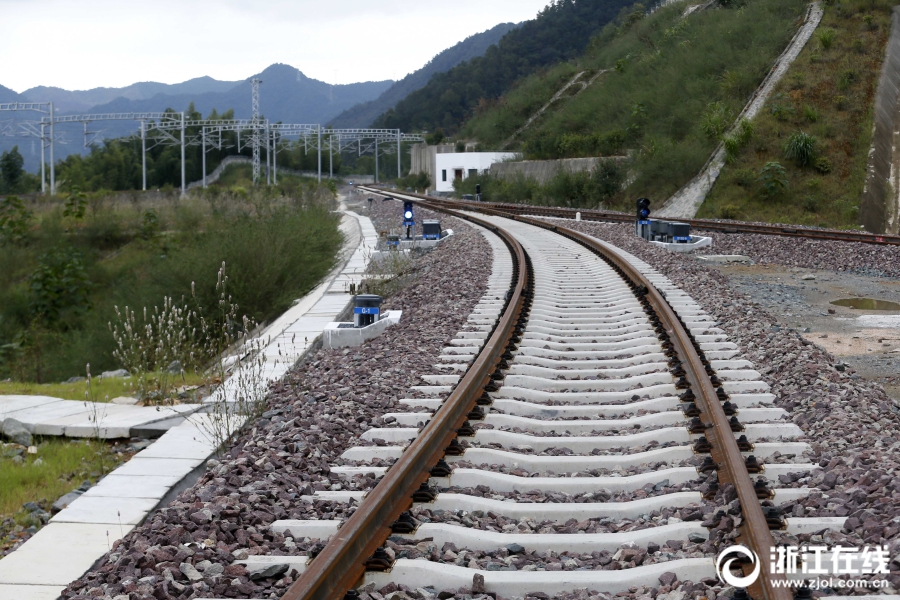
[443,200,900,246]
[372,189,791,600]
[281,199,529,600]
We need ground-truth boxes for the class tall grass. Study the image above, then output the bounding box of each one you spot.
[0,180,343,383]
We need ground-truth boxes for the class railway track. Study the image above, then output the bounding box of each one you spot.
[447,201,900,247]
[263,190,843,600]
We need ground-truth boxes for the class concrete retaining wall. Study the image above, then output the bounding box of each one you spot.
[861,6,900,235]
[489,157,626,185]
[410,144,456,188]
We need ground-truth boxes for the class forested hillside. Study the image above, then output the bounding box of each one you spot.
[329,22,519,128]
[372,0,637,133]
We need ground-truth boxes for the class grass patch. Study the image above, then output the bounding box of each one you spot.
[462,0,806,211]
[0,371,207,402]
[0,438,125,553]
[701,0,894,227]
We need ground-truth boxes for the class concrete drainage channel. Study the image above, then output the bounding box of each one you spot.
[252,191,864,600]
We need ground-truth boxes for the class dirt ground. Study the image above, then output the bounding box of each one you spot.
[702,258,900,403]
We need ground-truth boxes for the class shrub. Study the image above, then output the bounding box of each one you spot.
[63,187,87,221]
[0,196,33,245]
[802,195,820,212]
[818,29,836,50]
[759,161,788,198]
[803,104,820,123]
[732,169,757,187]
[719,205,740,219]
[701,102,731,140]
[784,131,819,167]
[838,69,857,90]
[814,156,833,174]
[141,209,160,240]
[29,248,92,326]
[723,136,742,164]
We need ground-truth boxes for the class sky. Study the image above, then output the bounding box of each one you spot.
[2,0,553,92]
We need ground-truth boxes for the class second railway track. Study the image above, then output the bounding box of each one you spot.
[276,191,846,600]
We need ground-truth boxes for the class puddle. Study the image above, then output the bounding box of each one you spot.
[831,298,900,311]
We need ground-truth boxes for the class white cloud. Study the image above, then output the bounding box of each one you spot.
[2,0,551,92]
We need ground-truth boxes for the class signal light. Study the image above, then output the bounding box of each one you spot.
[403,201,414,221]
[636,197,651,220]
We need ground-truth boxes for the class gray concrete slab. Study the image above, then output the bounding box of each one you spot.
[0,584,67,600]
[51,496,159,525]
[80,474,184,499]
[111,457,204,477]
[0,522,135,586]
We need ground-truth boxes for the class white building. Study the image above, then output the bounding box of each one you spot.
[434,152,520,193]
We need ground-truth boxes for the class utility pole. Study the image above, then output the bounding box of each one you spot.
[375,137,379,184]
[40,123,45,194]
[141,120,147,191]
[202,126,207,189]
[251,78,262,185]
[273,130,278,185]
[329,134,333,179]
[317,125,322,183]
[49,102,55,196]
[180,111,186,196]
[397,129,401,179]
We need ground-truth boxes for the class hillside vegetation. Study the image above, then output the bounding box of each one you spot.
[329,22,520,128]
[461,0,807,211]
[701,0,894,229]
[373,0,637,133]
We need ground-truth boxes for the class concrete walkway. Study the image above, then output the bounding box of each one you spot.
[0,395,200,439]
[656,2,824,219]
[0,201,377,600]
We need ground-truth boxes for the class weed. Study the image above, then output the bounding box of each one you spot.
[759,161,788,198]
[802,195,821,212]
[0,196,33,245]
[719,205,741,219]
[838,69,858,90]
[784,131,819,167]
[814,156,833,174]
[732,169,757,187]
[803,104,820,123]
[818,28,836,50]
[63,187,87,221]
[833,95,848,111]
[29,248,92,325]
[140,209,159,240]
[702,102,731,140]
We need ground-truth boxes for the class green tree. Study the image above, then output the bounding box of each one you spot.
[29,248,92,326]
[0,146,25,193]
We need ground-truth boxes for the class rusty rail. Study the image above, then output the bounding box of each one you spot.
[444,199,900,246]
[281,201,529,600]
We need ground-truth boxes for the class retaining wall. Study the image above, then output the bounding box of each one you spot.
[489,157,626,185]
[861,6,900,235]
